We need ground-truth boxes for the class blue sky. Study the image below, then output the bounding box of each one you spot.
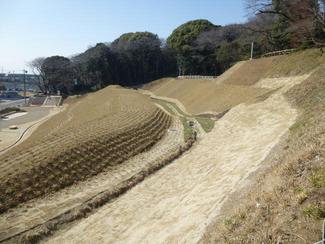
[0,0,246,73]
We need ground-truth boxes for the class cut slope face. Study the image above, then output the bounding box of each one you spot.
[220,57,275,85]
[46,72,308,244]
[145,78,269,114]
[145,49,325,116]
[0,86,171,213]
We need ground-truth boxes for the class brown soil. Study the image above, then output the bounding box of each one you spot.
[0,86,171,213]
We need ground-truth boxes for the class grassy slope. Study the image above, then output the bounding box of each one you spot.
[145,51,320,115]
[224,48,325,82]
[145,78,269,114]
[202,49,325,243]
[267,48,325,77]
[152,98,211,142]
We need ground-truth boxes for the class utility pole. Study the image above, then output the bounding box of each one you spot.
[250,42,254,60]
[23,69,27,105]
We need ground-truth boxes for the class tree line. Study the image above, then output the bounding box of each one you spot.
[29,0,325,95]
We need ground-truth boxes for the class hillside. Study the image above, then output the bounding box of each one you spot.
[144,78,269,115]
[0,49,323,244]
[0,86,171,213]
[39,49,324,243]
[144,49,325,117]
[201,49,325,243]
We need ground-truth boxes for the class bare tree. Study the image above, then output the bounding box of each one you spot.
[312,0,325,46]
[245,0,325,48]
[27,57,48,93]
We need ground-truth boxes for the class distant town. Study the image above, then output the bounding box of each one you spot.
[0,72,40,96]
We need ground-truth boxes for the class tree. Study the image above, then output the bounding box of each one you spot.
[246,0,325,48]
[217,42,243,70]
[167,20,216,53]
[69,32,177,91]
[41,56,74,95]
[0,83,6,91]
[27,57,47,93]
[72,43,117,90]
[312,0,325,46]
[111,32,174,84]
[195,24,256,74]
[167,19,218,74]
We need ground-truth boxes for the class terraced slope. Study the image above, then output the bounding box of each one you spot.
[45,69,306,244]
[0,86,171,213]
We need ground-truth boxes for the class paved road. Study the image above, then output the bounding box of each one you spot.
[0,107,51,129]
[0,99,28,110]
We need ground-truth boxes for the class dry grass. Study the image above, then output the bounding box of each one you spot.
[223,48,325,84]
[222,57,276,85]
[145,78,269,114]
[194,116,215,133]
[267,48,325,77]
[201,53,325,243]
[0,86,171,213]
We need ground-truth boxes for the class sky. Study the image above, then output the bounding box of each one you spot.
[0,0,247,73]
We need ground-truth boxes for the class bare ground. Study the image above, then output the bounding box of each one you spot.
[0,114,185,243]
[44,75,308,244]
[0,86,171,213]
[200,69,325,243]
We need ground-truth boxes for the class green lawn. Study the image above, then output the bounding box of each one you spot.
[152,97,215,137]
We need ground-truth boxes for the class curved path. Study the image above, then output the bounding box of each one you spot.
[46,75,309,244]
[0,107,62,154]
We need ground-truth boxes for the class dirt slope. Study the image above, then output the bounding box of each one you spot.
[0,86,171,213]
[0,114,185,242]
[45,74,308,244]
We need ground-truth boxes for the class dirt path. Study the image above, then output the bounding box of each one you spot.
[45,76,308,244]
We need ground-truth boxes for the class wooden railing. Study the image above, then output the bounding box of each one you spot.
[261,48,297,58]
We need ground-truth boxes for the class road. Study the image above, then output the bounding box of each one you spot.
[0,99,27,111]
[0,106,60,154]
